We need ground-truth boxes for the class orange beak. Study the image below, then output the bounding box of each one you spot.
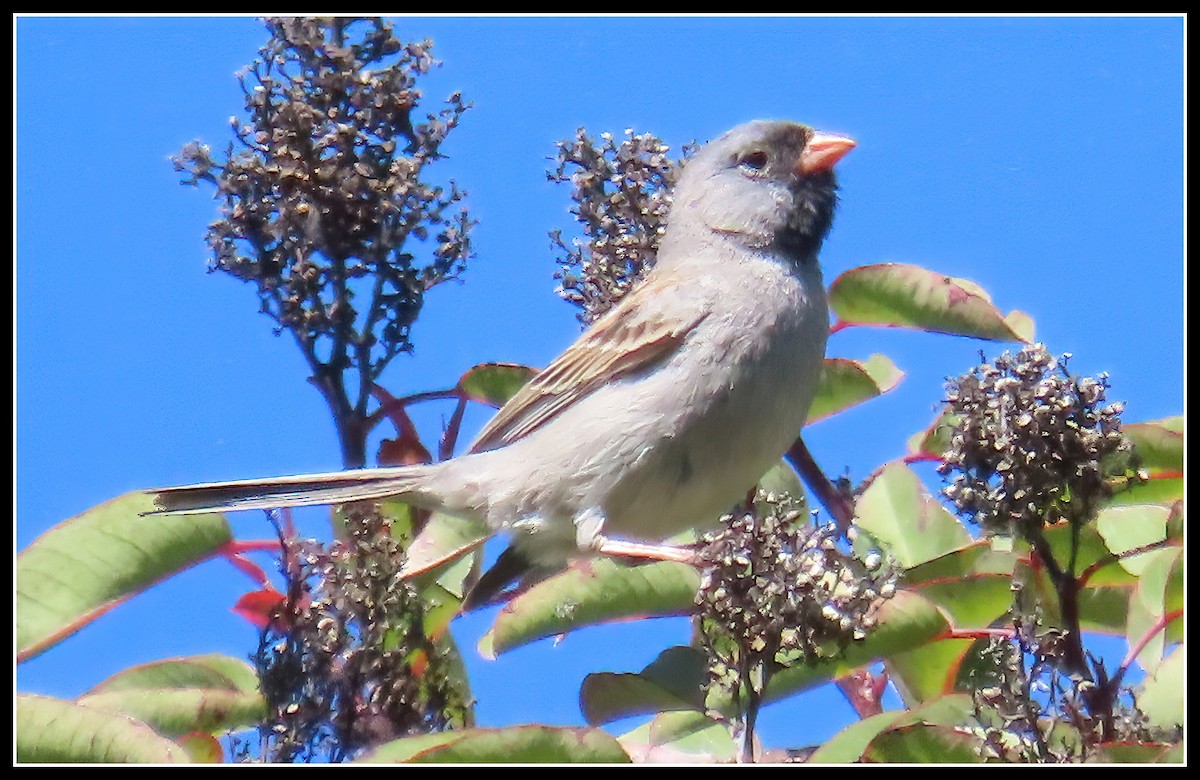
[797,132,857,175]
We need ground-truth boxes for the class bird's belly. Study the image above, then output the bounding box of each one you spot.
[601,315,826,541]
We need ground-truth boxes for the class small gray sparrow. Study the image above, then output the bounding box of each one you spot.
[151,119,854,605]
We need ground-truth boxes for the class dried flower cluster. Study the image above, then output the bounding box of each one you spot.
[254,505,470,762]
[695,493,897,696]
[939,344,1133,538]
[967,615,1179,762]
[172,16,472,391]
[549,128,690,325]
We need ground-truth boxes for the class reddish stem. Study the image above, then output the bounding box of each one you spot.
[943,627,1017,641]
[1119,609,1184,674]
[1077,538,1181,587]
[439,395,468,462]
[368,385,461,429]
[784,435,855,531]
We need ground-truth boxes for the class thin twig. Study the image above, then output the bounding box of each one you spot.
[1109,608,1184,692]
[1077,538,1181,587]
[366,387,461,428]
[439,395,468,461]
[785,435,854,531]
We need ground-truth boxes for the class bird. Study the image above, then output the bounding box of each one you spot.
[149,119,855,606]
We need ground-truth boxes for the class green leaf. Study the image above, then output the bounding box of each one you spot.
[1135,643,1185,730]
[1125,547,1182,673]
[177,732,224,763]
[806,354,904,424]
[862,723,986,763]
[1123,417,1184,473]
[1095,504,1171,576]
[1076,585,1134,636]
[480,559,698,658]
[1153,742,1186,763]
[1088,741,1184,763]
[359,725,631,763]
[809,693,974,763]
[16,693,189,763]
[1042,521,1135,587]
[810,710,907,763]
[618,711,736,763]
[77,654,266,737]
[1164,549,1183,643]
[1105,476,1184,507]
[854,462,972,568]
[457,362,538,407]
[913,575,1015,629]
[755,459,807,507]
[85,652,258,693]
[888,574,1015,705]
[829,263,1033,342]
[903,539,1016,585]
[16,492,233,662]
[887,638,981,705]
[477,462,798,657]
[580,646,709,725]
[399,510,491,582]
[906,408,959,460]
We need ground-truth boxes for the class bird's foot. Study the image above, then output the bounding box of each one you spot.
[593,536,702,567]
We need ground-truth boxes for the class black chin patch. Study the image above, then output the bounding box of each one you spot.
[777,171,839,262]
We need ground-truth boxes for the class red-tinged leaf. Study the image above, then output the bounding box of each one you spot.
[1135,644,1185,729]
[829,262,1033,342]
[854,462,972,568]
[479,558,699,659]
[1043,521,1136,588]
[886,637,980,705]
[862,723,986,763]
[1125,547,1182,673]
[809,693,975,763]
[378,433,433,467]
[231,588,286,629]
[16,492,233,662]
[913,574,1016,629]
[906,408,960,461]
[457,362,539,407]
[85,653,260,694]
[1106,474,1184,507]
[79,654,266,738]
[409,648,429,678]
[807,354,904,424]
[1095,504,1172,577]
[399,511,491,582]
[580,646,709,725]
[1123,416,1184,474]
[903,538,1016,585]
[618,711,737,763]
[1088,740,1184,763]
[358,725,632,763]
[16,693,190,763]
[178,732,224,763]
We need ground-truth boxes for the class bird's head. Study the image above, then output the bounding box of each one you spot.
[667,120,855,263]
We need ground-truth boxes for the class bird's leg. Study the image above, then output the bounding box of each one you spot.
[595,537,702,567]
[574,507,702,567]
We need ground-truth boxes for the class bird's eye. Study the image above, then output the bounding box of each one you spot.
[737,149,769,171]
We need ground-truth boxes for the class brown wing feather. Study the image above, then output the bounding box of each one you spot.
[469,280,707,453]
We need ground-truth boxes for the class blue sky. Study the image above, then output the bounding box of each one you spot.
[15,15,1184,752]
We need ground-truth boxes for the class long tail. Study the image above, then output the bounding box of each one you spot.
[147,464,444,516]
